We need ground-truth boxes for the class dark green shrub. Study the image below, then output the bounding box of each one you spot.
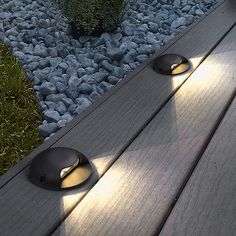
[55,0,129,35]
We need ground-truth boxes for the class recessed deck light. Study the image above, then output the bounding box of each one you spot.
[153,54,190,75]
[29,147,92,191]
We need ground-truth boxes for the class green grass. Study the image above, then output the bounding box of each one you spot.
[0,42,44,176]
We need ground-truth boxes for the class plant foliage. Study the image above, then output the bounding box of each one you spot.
[55,0,129,35]
[0,43,43,176]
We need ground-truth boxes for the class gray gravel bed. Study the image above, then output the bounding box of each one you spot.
[0,0,217,139]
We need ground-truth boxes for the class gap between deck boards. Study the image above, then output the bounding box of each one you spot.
[160,97,236,236]
[156,91,236,235]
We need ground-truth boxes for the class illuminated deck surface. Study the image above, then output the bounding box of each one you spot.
[0,0,235,235]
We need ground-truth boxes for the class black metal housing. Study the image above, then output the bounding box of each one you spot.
[153,54,190,75]
[29,147,92,191]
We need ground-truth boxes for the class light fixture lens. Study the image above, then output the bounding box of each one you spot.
[60,159,80,179]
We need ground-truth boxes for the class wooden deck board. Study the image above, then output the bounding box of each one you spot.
[0,1,236,235]
[52,25,236,236]
[0,0,228,189]
[160,99,236,236]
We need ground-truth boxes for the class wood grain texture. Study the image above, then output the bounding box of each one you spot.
[0,1,235,236]
[160,99,236,236]
[53,26,236,236]
[0,0,226,189]
[0,57,186,236]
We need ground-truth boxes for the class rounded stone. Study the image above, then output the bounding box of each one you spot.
[78,83,93,95]
[43,110,61,122]
[39,82,57,96]
[39,123,58,137]
[55,101,67,115]
[57,119,67,128]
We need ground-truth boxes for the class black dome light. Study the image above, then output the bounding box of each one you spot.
[153,54,190,75]
[29,147,92,191]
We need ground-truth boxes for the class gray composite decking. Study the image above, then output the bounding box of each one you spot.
[160,98,236,236]
[0,0,236,235]
[53,24,236,236]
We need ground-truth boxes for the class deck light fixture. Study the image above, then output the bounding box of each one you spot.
[153,54,190,75]
[29,147,92,191]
